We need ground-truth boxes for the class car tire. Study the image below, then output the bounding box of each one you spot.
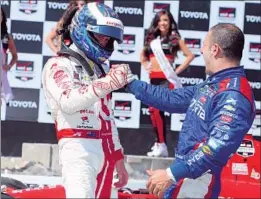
[1,193,16,199]
[1,177,28,190]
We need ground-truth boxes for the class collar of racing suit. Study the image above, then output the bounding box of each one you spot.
[207,66,245,84]
[69,44,110,76]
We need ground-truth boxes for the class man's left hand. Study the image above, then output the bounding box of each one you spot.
[146,169,174,198]
[114,159,129,188]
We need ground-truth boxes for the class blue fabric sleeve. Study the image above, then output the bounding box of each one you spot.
[126,80,197,113]
[169,91,255,181]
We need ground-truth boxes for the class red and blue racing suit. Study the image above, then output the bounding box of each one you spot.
[126,66,256,198]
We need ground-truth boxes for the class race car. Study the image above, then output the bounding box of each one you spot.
[1,177,157,199]
[1,177,65,199]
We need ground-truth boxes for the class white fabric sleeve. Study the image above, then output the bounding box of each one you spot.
[43,58,128,115]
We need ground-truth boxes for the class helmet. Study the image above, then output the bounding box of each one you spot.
[70,2,124,64]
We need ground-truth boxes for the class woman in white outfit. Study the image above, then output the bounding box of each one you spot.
[1,8,18,104]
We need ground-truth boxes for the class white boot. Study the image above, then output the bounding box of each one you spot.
[147,142,168,157]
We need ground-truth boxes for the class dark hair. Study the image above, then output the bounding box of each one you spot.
[67,0,89,9]
[58,0,80,26]
[55,0,85,46]
[210,23,245,61]
[144,10,181,58]
[57,0,89,30]
[1,8,8,40]
[69,0,78,6]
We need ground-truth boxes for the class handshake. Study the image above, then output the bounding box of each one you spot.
[92,64,137,98]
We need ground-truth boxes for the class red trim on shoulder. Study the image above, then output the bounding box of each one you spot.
[239,77,254,105]
[218,78,231,92]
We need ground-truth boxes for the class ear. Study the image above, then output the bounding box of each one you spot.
[211,43,220,57]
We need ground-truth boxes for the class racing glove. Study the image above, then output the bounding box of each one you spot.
[92,64,133,98]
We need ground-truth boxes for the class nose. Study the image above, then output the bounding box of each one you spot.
[101,36,110,42]
[96,35,110,47]
[99,37,109,46]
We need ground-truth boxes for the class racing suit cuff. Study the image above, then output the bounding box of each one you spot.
[170,161,189,182]
[114,149,124,161]
[125,79,139,93]
[166,168,176,182]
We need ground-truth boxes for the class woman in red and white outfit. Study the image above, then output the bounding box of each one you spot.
[1,8,18,104]
[140,10,194,157]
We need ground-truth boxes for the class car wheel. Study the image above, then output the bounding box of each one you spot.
[1,177,28,190]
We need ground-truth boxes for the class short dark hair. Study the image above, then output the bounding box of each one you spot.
[210,23,245,61]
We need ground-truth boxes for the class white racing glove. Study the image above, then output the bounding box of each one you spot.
[92,64,133,98]
[111,64,137,83]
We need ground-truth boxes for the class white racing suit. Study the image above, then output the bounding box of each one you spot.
[42,55,126,198]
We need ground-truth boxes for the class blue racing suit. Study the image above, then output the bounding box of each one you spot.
[126,66,256,198]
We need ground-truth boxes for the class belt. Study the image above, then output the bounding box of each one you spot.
[57,129,112,141]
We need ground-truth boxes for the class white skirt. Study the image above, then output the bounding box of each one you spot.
[1,68,14,103]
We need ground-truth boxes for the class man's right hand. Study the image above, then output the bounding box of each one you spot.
[92,64,131,98]
[111,64,136,84]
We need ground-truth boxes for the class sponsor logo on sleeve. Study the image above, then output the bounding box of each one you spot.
[187,151,204,165]
[202,145,213,155]
[220,115,233,123]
